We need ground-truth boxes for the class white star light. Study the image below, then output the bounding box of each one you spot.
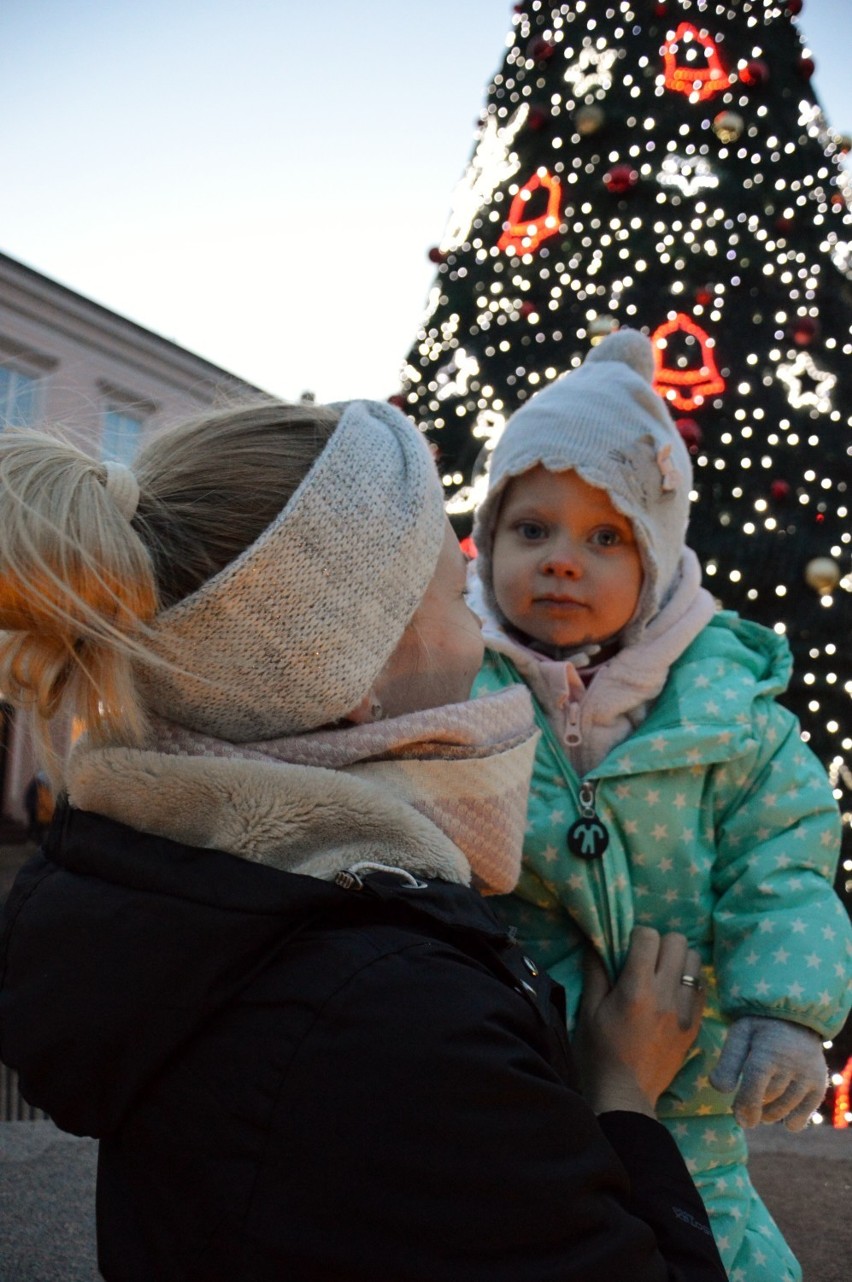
[440,106,529,253]
[831,240,852,279]
[777,351,837,412]
[564,44,617,98]
[657,154,719,198]
[434,347,479,401]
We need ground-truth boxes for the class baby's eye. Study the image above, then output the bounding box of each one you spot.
[591,528,622,547]
[516,520,548,541]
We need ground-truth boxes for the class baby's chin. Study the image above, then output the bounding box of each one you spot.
[510,618,625,658]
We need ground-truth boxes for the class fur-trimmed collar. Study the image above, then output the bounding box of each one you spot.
[67,687,539,896]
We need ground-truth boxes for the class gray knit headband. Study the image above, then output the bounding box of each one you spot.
[137,400,447,741]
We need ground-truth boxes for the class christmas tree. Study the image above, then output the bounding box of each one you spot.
[400,0,851,1089]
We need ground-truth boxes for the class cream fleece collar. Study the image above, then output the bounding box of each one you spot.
[67,687,538,896]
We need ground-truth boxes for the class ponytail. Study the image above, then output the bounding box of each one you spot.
[0,430,158,763]
[0,400,338,767]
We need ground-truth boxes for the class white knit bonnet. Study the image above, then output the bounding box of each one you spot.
[472,329,693,641]
[136,400,447,741]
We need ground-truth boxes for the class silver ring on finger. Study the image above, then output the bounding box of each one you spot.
[680,973,702,989]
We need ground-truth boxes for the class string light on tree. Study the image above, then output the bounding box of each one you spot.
[399,2,852,1028]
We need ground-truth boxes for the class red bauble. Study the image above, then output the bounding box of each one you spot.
[790,316,819,345]
[653,3,668,16]
[694,285,714,307]
[527,104,551,131]
[519,300,538,318]
[775,214,794,234]
[427,246,446,264]
[676,418,703,454]
[770,479,792,502]
[741,59,770,88]
[528,37,556,62]
[786,0,804,15]
[603,164,639,194]
[386,393,407,410]
[798,56,816,78]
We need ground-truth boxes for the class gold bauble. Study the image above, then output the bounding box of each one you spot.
[575,105,605,136]
[712,111,745,143]
[804,557,841,594]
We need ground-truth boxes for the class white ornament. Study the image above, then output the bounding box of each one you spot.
[434,347,480,401]
[831,240,852,279]
[657,154,719,198]
[776,351,836,412]
[439,106,529,253]
[564,44,617,99]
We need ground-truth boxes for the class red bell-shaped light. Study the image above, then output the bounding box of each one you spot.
[498,170,563,255]
[651,314,726,411]
[662,22,730,101]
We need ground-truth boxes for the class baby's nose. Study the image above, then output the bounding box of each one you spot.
[541,542,582,576]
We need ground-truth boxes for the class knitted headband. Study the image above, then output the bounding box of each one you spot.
[136,400,447,741]
[472,329,693,641]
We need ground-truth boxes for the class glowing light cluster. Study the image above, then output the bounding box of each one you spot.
[662,22,731,101]
[651,313,726,410]
[831,1056,852,1128]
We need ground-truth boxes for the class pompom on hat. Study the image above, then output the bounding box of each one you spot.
[472,328,694,641]
[137,400,447,741]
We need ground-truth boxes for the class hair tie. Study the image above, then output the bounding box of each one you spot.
[102,461,140,521]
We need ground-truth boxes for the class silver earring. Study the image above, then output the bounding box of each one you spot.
[370,700,384,721]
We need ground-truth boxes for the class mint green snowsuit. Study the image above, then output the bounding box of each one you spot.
[474,611,851,1282]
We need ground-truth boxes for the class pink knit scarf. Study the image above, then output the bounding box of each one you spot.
[148,686,538,895]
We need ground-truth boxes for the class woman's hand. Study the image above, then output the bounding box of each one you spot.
[573,926,704,1117]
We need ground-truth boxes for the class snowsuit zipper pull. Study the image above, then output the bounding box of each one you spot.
[563,700,582,747]
[566,781,610,860]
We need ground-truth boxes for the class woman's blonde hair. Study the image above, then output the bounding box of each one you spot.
[0,401,339,766]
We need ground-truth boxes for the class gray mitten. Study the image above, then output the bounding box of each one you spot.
[710,1015,827,1130]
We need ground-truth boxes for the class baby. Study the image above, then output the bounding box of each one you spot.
[469,328,851,1282]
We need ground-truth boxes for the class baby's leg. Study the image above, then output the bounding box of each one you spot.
[662,1114,801,1281]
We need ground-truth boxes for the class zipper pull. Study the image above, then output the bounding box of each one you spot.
[566,781,610,860]
[564,701,582,747]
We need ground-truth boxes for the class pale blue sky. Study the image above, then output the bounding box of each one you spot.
[2,1,849,402]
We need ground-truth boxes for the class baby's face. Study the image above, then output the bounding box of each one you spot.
[491,466,643,650]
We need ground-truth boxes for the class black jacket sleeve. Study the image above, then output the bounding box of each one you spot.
[598,1112,727,1282]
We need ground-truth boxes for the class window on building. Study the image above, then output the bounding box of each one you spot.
[101,408,143,464]
[0,363,39,427]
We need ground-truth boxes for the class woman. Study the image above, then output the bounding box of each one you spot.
[0,399,725,1281]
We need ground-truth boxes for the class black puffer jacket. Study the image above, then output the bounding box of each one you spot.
[0,805,725,1282]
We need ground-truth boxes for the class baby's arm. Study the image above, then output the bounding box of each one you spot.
[710,697,850,1125]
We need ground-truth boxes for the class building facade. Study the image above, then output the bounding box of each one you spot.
[0,250,268,827]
